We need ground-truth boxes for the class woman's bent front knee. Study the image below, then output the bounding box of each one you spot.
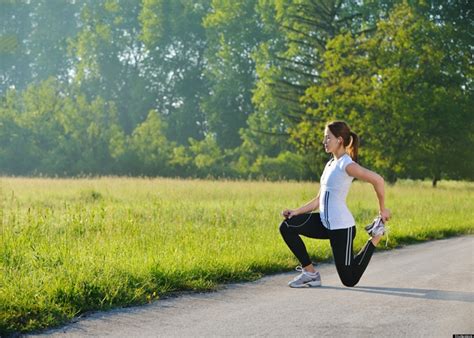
[279,221,289,235]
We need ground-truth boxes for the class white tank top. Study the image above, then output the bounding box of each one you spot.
[319,154,355,230]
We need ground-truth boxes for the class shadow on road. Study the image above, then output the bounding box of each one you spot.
[321,285,474,303]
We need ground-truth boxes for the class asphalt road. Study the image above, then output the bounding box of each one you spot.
[34,236,474,337]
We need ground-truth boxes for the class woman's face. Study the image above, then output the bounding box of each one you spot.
[322,127,342,153]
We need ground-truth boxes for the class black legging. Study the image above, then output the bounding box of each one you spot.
[279,212,376,287]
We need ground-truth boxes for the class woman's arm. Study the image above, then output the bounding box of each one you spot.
[346,163,391,222]
[282,191,320,219]
[295,193,320,215]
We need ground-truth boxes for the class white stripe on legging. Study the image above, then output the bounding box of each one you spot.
[346,227,353,266]
[349,227,353,266]
[325,191,330,229]
[345,227,351,266]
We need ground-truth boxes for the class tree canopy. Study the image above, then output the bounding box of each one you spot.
[1,0,472,183]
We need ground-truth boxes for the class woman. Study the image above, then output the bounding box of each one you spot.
[279,121,391,288]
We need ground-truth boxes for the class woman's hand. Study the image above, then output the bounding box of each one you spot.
[281,209,298,219]
[379,208,391,223]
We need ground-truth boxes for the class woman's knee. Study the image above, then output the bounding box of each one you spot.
[279,221,289,235]
[336,268,358,287]
[341,278,358,287]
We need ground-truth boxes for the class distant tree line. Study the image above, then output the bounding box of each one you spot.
[1,0,472,185]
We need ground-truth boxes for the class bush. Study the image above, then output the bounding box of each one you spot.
[250,151,309,181]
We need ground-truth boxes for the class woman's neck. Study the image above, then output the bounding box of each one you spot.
[333,148,347,160]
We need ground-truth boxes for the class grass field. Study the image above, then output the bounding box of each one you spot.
[1,177,473,334]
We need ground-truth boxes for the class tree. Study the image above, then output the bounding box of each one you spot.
[250,0,398,177]
[58,88,122,175]
[128,110,173,176]
[140,0,211,145]
[202,0,273,149]
[299,3,473,184]
[0,78,124,176]
[0,0,79,94]
[69,0,154,134]
[0,88,36,174]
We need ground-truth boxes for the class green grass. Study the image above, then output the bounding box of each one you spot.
[1,177,473,334]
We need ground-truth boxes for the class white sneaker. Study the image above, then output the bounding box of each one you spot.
[288,266,322,288]
[365,216,386,237]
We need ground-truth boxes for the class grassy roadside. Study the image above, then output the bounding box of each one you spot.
[1,177,473,334]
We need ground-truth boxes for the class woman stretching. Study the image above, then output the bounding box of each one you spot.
[280,121,391,288]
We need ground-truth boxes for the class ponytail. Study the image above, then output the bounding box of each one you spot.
[326,120,359,162]
[347,131,359,163]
